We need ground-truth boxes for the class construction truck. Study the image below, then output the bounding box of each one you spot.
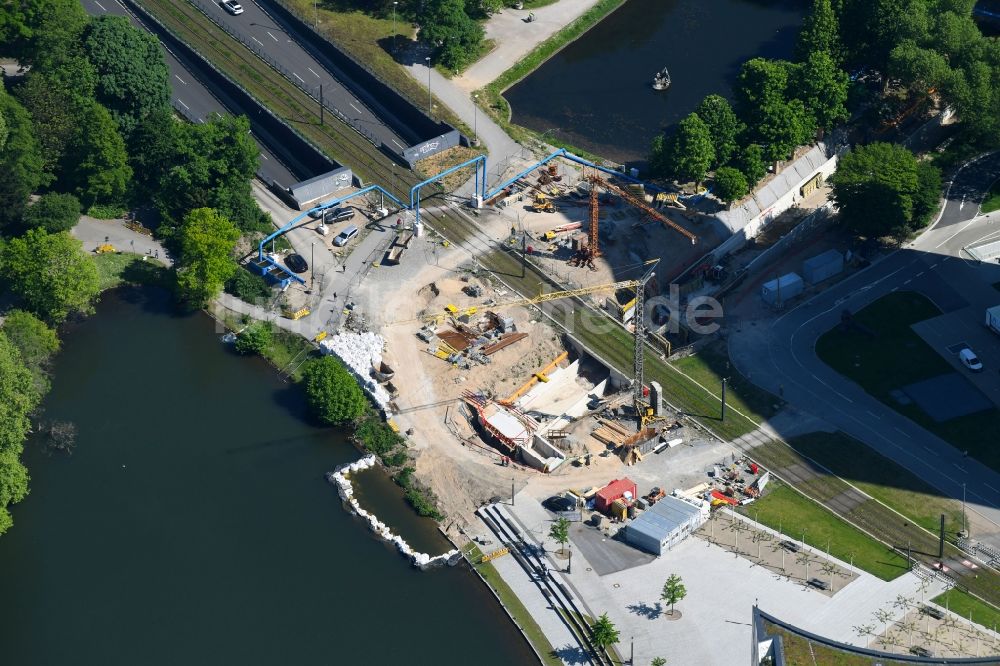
[532,194,555,213]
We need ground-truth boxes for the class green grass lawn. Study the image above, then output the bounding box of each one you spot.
[764,621,913,665]
[783,432,964,536]
[982,179,1000,215]
[92,253,171,292]
[261,326,316,381]
[742,482,910,581]
[933,588,1000,631]
[671,340,782,423]
[816,291,1000,469]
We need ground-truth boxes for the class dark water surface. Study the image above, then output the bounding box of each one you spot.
[506,0,806,164]
[0,288,533,665]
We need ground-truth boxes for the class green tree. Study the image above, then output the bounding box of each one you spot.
[648,134,670,177]
[735,143,767,187]
[0,0,89,63]
[156,115,263,233]
[22,193,81,234]
[224,268,272,303]
[62,101,131,206]
[734,58,792,126]
[665,113,714,186]
[0,107,8,151]
[888,40,951,93]
[914,161,943,223]
[175,208,240,307]
[1,309,60,396]
[549,516,570,555]
[0,90,46,231]
[128,108,179,202]
[795,0,841,63]
[0,229,100,323]
[661,574,687,616]
[234,321,273,356]
[0,330,39,536]
[83,15,171,139]
[756,99,814,162]
[713,167,749,205]
[831,142,940,239]
[590,613,620,649]
[301,356,368,425]
[694,95,742,168]
[794,50,849,132]
[419,0,485,71]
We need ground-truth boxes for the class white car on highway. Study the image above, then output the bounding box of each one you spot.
[222,0,244,15]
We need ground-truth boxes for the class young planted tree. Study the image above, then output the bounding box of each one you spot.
[661,574,687,616]
[549,516,570,555]
[301,356,368,425]
[175,208,240,307]
[590,613,620,649]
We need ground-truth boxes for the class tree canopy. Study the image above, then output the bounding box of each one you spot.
[795,0,841,63]
[234,321,273,356]
[1,310,60,395]
[0,90,46,231]
[830,142,941,239]
[0,229,100,323]
[713,167,749,205]
[419,0,485,71]
[61,101,131,205]
[302,356,368,425]
[661,574,687,615]
[175,208,240,307]
[0,330,39,536]
[794,50,849,132]
[695,95,742,168]
[663,113,715,185]
[590,613,621,648]
[21,193,81,234]
[83,15,171,139]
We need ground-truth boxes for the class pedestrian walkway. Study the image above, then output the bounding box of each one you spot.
[72,216,172,266]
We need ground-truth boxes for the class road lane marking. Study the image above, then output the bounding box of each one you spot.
[260,153,269,160]
[293,72,304,82]
[866,410,880,419]
[94,0,106,10]
[936,217,979,249]
[177,99,190,110]
[915,271,924,277]
[903,278,912,284]
[392,139,404,149]
[252,36,264,46]
[349,102,362,114]
[954,463,967,473]
[267,31,279,42]
[174,74,187,85]
[308,67,320,78]
[923,446,937,456]
[987,484,999,493]
[894,427,911,438]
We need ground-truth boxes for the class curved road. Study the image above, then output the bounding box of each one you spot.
[730,151,1000,545]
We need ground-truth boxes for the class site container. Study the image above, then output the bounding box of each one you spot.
[802,249,844,285]
[986,305,1000,335]
[760,273,803,306]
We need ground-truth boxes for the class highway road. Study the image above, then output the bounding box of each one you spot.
[186,0,413,153]
[730,151,1000,547]
[80,0,303,187]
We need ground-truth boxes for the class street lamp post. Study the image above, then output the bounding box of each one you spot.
[425,56,432,115]
[963,482,967,536]
[310,241,316,292]
[473,93,478,145]
[392,2,398,53]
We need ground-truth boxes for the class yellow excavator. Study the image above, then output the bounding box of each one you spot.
[532,194,555,213]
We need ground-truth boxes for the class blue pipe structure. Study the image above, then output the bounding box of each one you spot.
[409,155,487,225]
[483,149,672,203]
[255,184,404,286]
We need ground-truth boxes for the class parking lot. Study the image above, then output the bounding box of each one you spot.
[913,304,1000,409]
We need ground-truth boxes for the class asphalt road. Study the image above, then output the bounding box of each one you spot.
[190,0,412,153]
[730,151,1000,546]
[80,0,302,187]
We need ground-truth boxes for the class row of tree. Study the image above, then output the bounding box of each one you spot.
[649,0,850,202]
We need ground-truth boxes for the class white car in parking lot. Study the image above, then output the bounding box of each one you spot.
[222,0,244,15]
[960,348,984,372]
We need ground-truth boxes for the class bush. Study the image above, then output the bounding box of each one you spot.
[301,356,367,425]
[0,309,59,396]
[354,414,403,456]
[86,203,127,220]
[224,268,272,303]
[22,193,81,233]
[405,487,443,520]
[714,166,749,204]
[382,450,408,468]
[233,321,272,356]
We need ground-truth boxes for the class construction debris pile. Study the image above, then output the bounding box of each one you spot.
[419,308,528,369]
[705,456,770,507]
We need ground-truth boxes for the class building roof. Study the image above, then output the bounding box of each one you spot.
[628,495,702,542]
[597,478,636,501]
[288,167,353,208]
[482,404,532,444]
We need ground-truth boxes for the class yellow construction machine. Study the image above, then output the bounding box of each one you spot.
[532,194,555,213]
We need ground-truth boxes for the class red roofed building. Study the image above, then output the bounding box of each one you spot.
[595,477,638,514]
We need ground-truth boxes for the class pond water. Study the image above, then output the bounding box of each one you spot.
[505,0,807,164]
[0,288,534,665]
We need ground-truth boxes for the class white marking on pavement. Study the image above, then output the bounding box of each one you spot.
[308,67,320,78]
[349,102,362,114]
[894,427,911,438]
[178,99,190,110]
[936,217,979,249]
[267,31,279,42]
[392,139,405,149]
[960,194,966,210]
[915,271,924,277]
[903,279,911,284]
[954,463,967,473]
[987,484,999,494]
[866,410,880,419]
[94,0,106,10]
[174,74,187,85]
[930,263,939,268]
[252,36,264,46]
[293,72,304,82]
[260,153,269,160]
[923,446,937,455]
